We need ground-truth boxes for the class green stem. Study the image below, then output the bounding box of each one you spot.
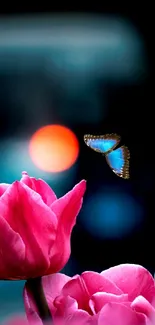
[26,277,52,324]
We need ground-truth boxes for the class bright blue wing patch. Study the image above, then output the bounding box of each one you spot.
[106,147,124,172]
[86,138,117,153]
[106,146,130,179]
[84,134,120,154]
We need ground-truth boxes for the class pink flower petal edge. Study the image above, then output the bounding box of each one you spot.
[24,264,155,325]
[47,180,86,273]
[0,172,86,279]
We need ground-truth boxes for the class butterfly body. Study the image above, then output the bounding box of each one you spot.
[84,133,130,179]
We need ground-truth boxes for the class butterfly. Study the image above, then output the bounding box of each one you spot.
[84,133,130,179]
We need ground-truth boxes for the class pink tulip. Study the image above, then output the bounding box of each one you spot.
[0,172,86,280]
[24,264,155,325]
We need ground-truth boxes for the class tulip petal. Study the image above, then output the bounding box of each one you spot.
[65,311,91,325]
[0,216,25,279]
[90,292,129,313]
[98,303,147,325]
[0,183,9,196]
[62,276,90,312]
[21,172,57,206]
[101,264,155,303]
[0,181,57,278]
[42,273,71,312]
[48,180,86,273]
[54,295,91,325]
[131,295,155,318]
[54,295,78,316]
[81,271,123,296]
[61,272,122,314]
[64,308,91,325]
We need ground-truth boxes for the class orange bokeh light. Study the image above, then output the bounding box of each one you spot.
[29,124,79,172]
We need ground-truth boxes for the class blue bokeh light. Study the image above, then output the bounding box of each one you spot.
[80,187,144,239]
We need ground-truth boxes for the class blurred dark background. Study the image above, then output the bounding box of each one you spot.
[0,4,154,321]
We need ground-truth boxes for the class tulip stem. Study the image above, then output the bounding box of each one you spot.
[26,277,52,324]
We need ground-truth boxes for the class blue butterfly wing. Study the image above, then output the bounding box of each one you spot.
[84,134,120,154]
[105,146,130,179]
